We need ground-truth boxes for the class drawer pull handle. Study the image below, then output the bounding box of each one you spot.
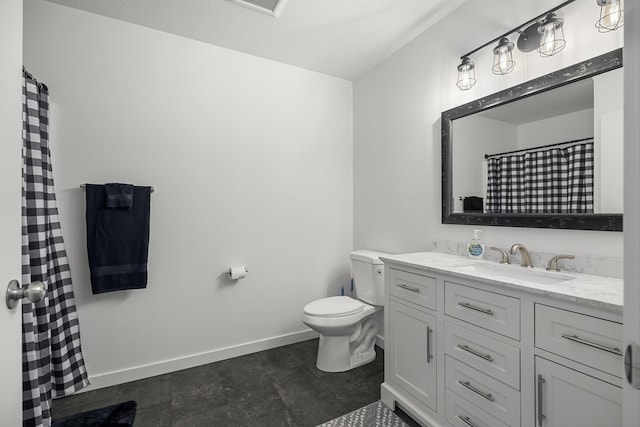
[561,333,623,356]
[397,283,420,293]
[457,344,494,362]
[458,302,494,316]
[458,380,494,402]
[537,375,546,427]
[427,326,433,363]
[458,415,479,427]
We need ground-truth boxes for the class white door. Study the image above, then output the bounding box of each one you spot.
[0,0,24,425]
[624,2,640,426]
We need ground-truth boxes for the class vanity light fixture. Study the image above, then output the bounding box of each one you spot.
[492,37,516,75]
[456,56,476,90]
[537,13,566,57]
[596,0,623,32]
[454,0,575,91]
[453,0,627,90]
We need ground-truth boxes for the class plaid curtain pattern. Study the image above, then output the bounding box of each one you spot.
[22,75,89,427]
[486,140,594,214]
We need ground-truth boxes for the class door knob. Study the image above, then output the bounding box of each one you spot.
[625,343,640,390]
[5,280,46,309]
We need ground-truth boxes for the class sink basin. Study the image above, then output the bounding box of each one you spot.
[454,262,574,285]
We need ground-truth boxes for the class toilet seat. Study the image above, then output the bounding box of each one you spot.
[303,296,363,318]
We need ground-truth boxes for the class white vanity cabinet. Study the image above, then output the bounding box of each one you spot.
[380,254,623,427]
[385,268,439,415]
[534,305,623,427]
[534,357,622,427]
[388,300,437,411]
[442,281,521,427]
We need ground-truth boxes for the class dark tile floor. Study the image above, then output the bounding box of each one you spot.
[51,338,420,427]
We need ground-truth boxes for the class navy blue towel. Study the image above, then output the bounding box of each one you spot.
[105,183,134,209]
[85,184,152,294]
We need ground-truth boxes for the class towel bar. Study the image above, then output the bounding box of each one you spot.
[80,184,155,193]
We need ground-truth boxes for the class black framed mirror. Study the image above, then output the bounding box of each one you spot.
[442,48,623,231]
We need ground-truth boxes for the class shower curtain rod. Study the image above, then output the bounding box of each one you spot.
[484,137,594,159]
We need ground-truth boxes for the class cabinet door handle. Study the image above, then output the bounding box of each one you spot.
[458,380,494,402]
[537,374,546,427]
[457,344,494,362]
[458,301,494,316]
[457,415,479,427]
[427,326,433,363]
[561,333,623,356]
[397,283,420,293]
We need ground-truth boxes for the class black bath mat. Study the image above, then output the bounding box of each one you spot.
[52,400,137,427]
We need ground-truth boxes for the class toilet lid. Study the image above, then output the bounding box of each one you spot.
[303,296,364,318]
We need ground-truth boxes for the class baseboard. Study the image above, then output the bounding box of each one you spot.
[375,334,385,350]
[80,329,319,392]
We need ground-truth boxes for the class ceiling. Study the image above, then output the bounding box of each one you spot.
[44,0,468,81]
[479,78,594,125]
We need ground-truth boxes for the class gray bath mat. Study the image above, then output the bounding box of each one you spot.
[318,401,409,427]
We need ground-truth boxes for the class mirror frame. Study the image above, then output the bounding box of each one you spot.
[442,48,623,232]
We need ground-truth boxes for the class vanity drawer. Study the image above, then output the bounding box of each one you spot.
[535,304,623,377]
[445,281,520,340]
[445,389,510,427]
[389,268,436,310]
[445,356,520,426]
[444,321,520,389]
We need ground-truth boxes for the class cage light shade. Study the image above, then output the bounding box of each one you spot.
[456,56,476,91]
[492,37,516,75]
[596,0,623,32]
[538,13,566,57]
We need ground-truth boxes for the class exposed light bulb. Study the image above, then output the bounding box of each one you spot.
[596,0,623,32]
[498,52,509,73]
[456,57,476,91]
[603,1,621,26]
[539,24,556,56]
[537,14,565,57]
[492,37,515,75]
[459,66,474,87]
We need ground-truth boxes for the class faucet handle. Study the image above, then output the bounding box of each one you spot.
[546,255,575,272]
[489,247,510,264]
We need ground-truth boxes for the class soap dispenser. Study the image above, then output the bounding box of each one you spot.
[467,229,485,259]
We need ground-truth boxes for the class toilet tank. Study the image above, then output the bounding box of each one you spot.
[350,250,389,306]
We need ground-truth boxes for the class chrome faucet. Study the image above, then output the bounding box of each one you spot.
[510,243,533,268]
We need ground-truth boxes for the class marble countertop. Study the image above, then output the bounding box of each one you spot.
[380,252,623,313]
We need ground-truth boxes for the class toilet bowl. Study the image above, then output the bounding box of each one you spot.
[302,250,388,372]
[302,296,381,372]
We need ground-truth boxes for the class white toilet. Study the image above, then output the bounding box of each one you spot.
[302,250,388,372]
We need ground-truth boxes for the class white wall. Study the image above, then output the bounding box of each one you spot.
[594,68,624,213]
[354,0,624,258]
[0,0,24,424]
[516,109,593,148]
[452,115,516,212]
[24,0,353,389]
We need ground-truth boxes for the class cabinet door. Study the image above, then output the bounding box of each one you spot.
[535,357,622,427]
[388,299,437,411]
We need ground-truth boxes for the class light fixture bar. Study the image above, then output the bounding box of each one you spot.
[460,0,576,59]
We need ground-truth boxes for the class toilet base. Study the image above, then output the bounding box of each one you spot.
[317,336,376,372]
[315,316,379,372]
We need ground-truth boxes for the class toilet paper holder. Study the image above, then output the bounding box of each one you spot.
[225,266,248,279]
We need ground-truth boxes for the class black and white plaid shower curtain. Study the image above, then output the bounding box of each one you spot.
[22,73,89,427]
[486,140,594,213]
